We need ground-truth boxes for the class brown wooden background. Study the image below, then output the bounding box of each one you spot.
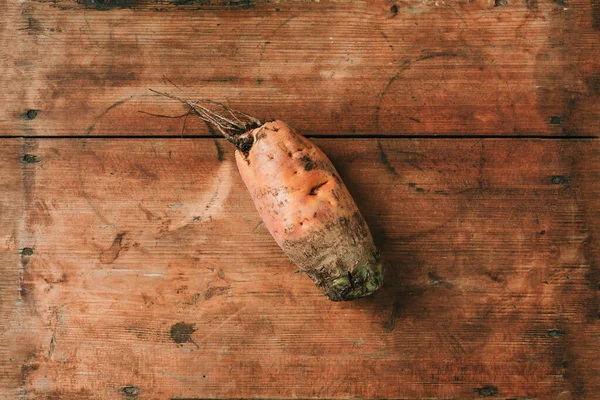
[1,0,599,398]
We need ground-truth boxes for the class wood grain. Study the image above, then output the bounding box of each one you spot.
[0,140,23,399]
[1,137,598,399]
[1,0,598,137]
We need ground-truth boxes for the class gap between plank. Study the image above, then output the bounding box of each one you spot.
[0,135,597,140]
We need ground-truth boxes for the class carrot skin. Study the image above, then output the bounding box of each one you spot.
[235,120,383,301]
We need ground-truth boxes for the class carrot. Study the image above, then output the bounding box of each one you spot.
[152,91,383,301]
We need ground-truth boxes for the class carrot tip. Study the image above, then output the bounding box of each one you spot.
[327,262,384,301]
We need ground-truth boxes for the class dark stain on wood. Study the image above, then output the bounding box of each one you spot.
[475,385,499,396]
[20,246,34,301]
[175,0,253,7]
[408,183,427,193]
[133,164,158,181]
[546,329,565,338]
[586,72,600,94]
[592,0,600,29]
[551,175,570,185]
[43,273,69,284]
[428,271,453,288]
[122,385,140,399]
[20,354,39,388]
[525,0,538,10]
[138,204,160,221]
[214,140,225,162]
[485,270,505,283]
[79,0,139,10]
[203,286,227,301]
[99,232,126,264]
[170,322,196,346]
[383,299,403,332]
[22,109,39,120]
[186,286,228,305]
[71,0,255,9]
[22,154,40,164]
[21,17,43,35]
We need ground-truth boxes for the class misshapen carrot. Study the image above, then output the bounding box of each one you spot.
[153,91,383,301]
[236,121,382,300]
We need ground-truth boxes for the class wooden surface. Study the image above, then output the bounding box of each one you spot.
[2,0,600,398]
[1,0,599,137]
[0,138,598,399]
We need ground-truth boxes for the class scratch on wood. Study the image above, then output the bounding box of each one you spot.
[380,30,394,51]
[163,75,182,91]
[47,305,64,358]
[77,144,112,225]
[442,1,468,26]
[158,369,189,382]
[195,306,246,346]
[259,15,299,60]
[442,324,467,357]
[375,51,467,134]
[205,179,221,211]
[86,97,131,135]
[377,139,398,176]
[48,333,56,357]
[252,221,264,232]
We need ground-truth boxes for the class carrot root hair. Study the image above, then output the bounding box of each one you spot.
[149,89,262,153]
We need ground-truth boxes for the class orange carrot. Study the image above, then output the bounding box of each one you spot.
[153,91,383,301]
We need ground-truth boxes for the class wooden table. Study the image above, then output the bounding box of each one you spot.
[1,0,599,398]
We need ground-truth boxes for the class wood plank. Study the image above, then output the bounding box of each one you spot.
[1,0,598,137]
[0,140,24,399]
[2,137,598,399]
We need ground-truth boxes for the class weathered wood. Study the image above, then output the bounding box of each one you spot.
[2,0,598,137]
[0,140,24,399]
[1,137,598,399]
